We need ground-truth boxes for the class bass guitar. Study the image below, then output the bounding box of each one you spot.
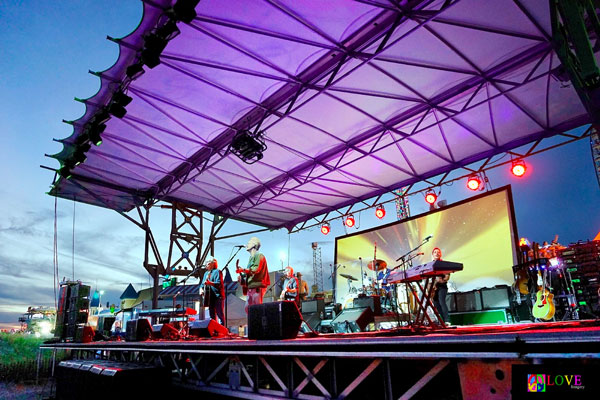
[235,259,250,295]
[532,270,555,320]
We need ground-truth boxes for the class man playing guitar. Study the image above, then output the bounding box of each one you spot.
[280,266,299,306]
[236,237,270,313]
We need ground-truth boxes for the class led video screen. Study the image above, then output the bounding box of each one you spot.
[334,186,518,304]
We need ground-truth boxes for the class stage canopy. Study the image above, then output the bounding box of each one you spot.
[48,0,592,231]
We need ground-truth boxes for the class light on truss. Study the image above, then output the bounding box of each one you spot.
[425,191,437,205]
[344,214,355,228]
[320,223,330,235]
[467,174,482,191]
[511,159,527,177]
[375,205,385,219]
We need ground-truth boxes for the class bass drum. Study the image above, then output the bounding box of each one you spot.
[395,284,416,314]
[342,293,358,309]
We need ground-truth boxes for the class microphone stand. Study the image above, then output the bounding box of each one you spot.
[330,264,344,305]
[220,246,245,329]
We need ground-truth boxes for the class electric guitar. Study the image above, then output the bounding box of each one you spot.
[532,270,555,320]
[235,259,250,295]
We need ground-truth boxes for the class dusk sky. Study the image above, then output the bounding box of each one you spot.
[1,1,599,329]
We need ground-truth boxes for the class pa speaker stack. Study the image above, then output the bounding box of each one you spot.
[54,281,91,342]
[248,301,302,339]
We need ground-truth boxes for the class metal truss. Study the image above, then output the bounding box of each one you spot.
[290,124,594,233]
[38,339,600,400]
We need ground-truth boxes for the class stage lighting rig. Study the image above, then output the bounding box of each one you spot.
[425,191,437,205]
[511,159,527,177]
[171,0,201,23]
[344,214,355,228]
[466,174,483,191]
[230,129,268,164]
[108,90,133,119]
[320,222,330,235]
[375,204,385,219]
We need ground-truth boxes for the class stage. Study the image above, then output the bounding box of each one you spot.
[41,320,600,399]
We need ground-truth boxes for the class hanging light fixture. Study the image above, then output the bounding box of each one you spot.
[375,205,385,219]
[467,174,482,191]
[344,214,355,228]
[511,159,527,177]
[320,223,330,235]
[425,191,437,205]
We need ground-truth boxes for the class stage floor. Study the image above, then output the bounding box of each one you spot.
[42,320,600,359]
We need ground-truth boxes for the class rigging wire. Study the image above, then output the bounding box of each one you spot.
[53,193,59,310]
[72,200,75,280]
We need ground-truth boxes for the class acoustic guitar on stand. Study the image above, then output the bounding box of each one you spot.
[235,259,250,295]
[532,269,555,321]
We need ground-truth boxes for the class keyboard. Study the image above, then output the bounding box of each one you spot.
[388,260,463,283]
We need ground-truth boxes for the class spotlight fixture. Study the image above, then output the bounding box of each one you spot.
[511,159,527,177]
[108,91,133,119]
[87,123,106,146]
[172,0,201,23]
[425,191,437,205]
[375,205,385,219]
[344,214,355,228]
[230,129,267,164]
[73,142,91,165]
[141,33,169,68]
[466,174,482,191]
[320,223,330,235]
[126,62,145,79]
[58,166,72,179]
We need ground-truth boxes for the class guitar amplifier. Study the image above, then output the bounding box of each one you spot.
[455,290,483,312]
[481,286,511,309]
[352,296,382,316]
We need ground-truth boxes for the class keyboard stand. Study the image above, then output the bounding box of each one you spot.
[405,276,447,329]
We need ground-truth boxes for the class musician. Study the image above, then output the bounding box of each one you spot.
[199,258,225,325]
[280,266,299,304]
[297,272,309,301]
[431,247,450,323]
[244,237,270,312]
[376,264,392,309]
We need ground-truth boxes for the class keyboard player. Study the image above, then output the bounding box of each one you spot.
[431,248,450,324]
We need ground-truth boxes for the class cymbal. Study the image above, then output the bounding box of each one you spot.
[340,273,357,281]
[367,259,387,271]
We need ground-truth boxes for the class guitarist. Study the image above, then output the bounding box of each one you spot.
[199,258,225,325]
[240,237,270,313]
[280,266,299,306]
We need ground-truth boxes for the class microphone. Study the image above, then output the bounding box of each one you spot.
[234,245,245,248]
[423,235,433,242]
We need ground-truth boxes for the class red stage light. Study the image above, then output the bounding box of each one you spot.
[344,214,355,228]
[320,223,330,235]
[425,191,437,205]
[467,174,482,191]
[511,160,526,177]
[375,205,385,219]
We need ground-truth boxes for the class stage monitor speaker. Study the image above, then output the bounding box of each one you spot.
[301,312,322,331]
[160,322,180,340]
[75,325,94,343]
[481,285,511,309]
[352,295,382,315]
[331,307,374,333]
[125,318,152,341]
[248,301,301,340]
[189,319,229,337]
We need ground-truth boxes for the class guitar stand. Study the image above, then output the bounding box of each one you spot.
[406,277,448,330]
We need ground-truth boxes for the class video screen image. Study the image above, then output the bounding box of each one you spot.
[334,187,518,304]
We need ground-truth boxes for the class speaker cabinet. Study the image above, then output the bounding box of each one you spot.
[125,319,152,341]
[189,319,229,337]
[331,307,374,333]
[248,301,302,340]
[455,290,483,312]
[352,295,382,315]
[481,285,510,309]
[301,298,325,315]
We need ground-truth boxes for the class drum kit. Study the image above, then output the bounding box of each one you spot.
[339,259,392,309]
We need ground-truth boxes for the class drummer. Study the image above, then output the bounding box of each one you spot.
[376,263,392,309]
